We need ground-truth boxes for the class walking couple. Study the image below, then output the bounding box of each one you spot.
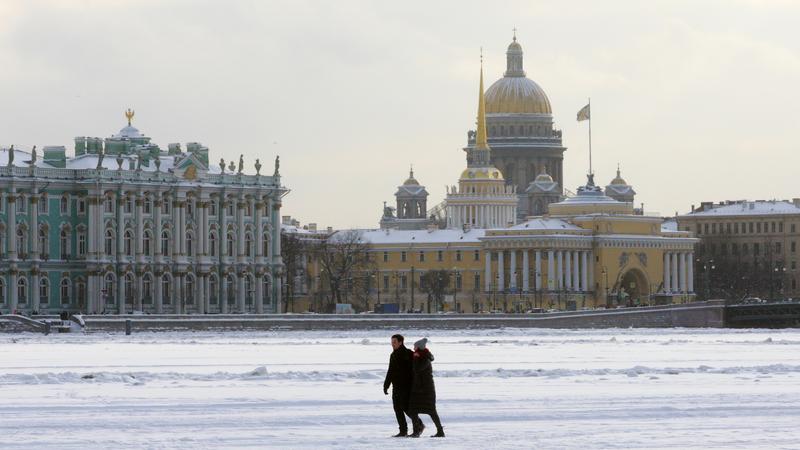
[383,334,445,438]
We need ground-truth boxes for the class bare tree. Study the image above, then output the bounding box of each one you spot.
[315,230,374,312]
[420,269,451,313]
[280,230,305,313]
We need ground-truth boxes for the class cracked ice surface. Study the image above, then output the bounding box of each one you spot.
[1,328,799,449]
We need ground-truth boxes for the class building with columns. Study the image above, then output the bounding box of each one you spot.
[0,112,287,315]
[379,167,432,230]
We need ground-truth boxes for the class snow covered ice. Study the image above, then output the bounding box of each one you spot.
[1,328,799,449]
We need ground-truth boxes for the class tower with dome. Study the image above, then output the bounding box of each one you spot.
[466,33,566,219]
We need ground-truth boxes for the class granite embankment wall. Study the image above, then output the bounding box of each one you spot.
[78,301,725,332]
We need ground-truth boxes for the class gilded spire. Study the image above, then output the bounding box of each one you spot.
[475,56,489,151]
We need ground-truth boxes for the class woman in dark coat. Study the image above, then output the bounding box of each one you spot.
[408,338,445,437]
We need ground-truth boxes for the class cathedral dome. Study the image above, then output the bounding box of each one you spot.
[460,166,504,181]
[484,36,552,114]
[609,168,627,186]
[534,172,554,183]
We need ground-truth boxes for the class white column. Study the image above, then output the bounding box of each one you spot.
[154,273,163,314]
[7,193,17,259]
[572,251,580,291]
[687,252,695,293]
[484,251,491,293]
[497,250,505,291]
[581,251,589,292]
[197,274,205,315]
[680,252,689,294]
[237,200,245,262]
[9,271,18,313]
[117,273,125,314]
[535,250,542,291]
[117,194,125,258]
[255,272,264,314]
[220,274,228,314]
[671,252,679,292]
[522,250,530,292]
[556,250,563,290]
[154,198,162,261]
[663,252,671,293]
[588,250,595,292]
[30,195,39,259]
[237,273,245,312]
[564,250,572,291]
[135,273,143,311]
[255,201,264,260]
[175,274,183,314]
[31,272,40,313]
[509,250,517,290]
[87,198,96,256]
[172,198,180,257]
[135,195,144,263]
[547,250,554,290]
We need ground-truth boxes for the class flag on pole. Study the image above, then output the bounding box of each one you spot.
[576,103,590,121]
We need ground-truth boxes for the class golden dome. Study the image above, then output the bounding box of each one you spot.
[534,172,554,183]
[610,167,627,185]
[460,167,504,181]
[485,36,551,114]
[485,77,552,114]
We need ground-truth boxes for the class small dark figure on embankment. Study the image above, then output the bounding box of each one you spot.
[408,338,445,438]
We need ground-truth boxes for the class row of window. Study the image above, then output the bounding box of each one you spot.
[0,195,267,220]
[0,277,84,305]
[378,273,476,291]
[103,229,270,258]
[0,228,87,259]
[700,241,796,257]
[379,249,481,263]
[696,221,798,235]
[100,272,270,305]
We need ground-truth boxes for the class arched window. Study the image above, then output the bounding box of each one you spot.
[245,274,253,304]
[16,228,26,255]
[0,278,5,304]
[143,230,152,256]
[161,231,171,256]
[124,230,133,256]
[76,279,86,307]
[161,275,172,305]
[60,278,71,304]
[124,197,133,214]
[104,196,114,213]
[262,277,271,305]
[186,275,195,305]
[38,228,48,256]
[104,274,115,303]
[60,195,69,214]
[262,233,269,257]
[77,230,86,256]
[104,229,114,256]
[226,274,236,304]
[142,273,153,304]
[186,201,194,218]
[17,278,27,304]
[226,233,235,257]
[209,274,218,304]
[60,229,70,259]
[209,231,217,257]
[144,197,152,214]
[124,273,134,302]
[186,231,194,257]
[245,233,253,257]
[40,277,50,305]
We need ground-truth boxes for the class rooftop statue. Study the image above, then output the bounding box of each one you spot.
[274,155,280,177]
[220,158,225,174]
[238,154,244,174]
[255,158,262,175]
[7,145,14,167]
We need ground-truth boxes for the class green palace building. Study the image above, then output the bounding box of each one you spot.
[0,110,288,314]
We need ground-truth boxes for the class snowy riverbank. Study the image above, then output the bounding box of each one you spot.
[1,328,798,449]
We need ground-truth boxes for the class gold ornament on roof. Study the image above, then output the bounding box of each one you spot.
[124,108,135,126]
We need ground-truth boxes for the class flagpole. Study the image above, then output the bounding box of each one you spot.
[588,97,592,176]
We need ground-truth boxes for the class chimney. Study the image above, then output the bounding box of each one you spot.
[308,223,317,232]
[326,226,333,233]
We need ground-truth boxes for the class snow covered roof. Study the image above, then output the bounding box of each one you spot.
[113,125,144,138]
[681,201,800,217]
[661,220,678,232]
[0,147,57,168]
[352,228,486,244]
[509,217,582,231]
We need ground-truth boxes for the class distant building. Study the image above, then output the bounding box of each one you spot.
[0,111,287,315]
[677,199,800,299]
[379,168,431,230]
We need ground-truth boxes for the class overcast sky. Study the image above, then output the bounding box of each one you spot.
[2,0,799,229]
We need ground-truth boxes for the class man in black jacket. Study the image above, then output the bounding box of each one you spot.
[383,334,419,437]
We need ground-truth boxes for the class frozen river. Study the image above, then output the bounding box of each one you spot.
[1,328,799,449]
